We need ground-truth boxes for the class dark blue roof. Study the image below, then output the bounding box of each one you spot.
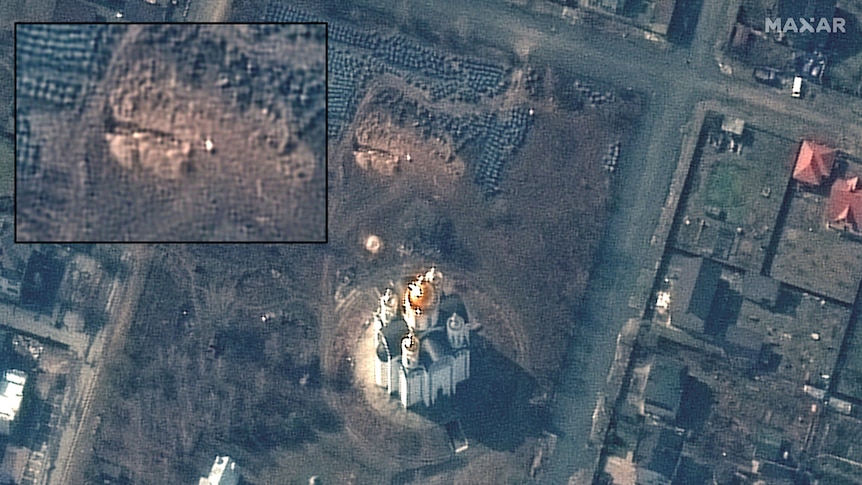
[645,357,688,415]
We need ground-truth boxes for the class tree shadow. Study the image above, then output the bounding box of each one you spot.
[826,9,862,63]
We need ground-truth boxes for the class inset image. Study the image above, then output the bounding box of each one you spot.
[15,23,326,242]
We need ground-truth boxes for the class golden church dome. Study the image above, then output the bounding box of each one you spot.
[406,280,435,314]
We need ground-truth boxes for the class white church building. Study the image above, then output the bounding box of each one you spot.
[373,268,470,408]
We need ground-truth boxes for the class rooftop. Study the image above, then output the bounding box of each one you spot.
[670,256,722,333]
[635,423,684,478]
[792,140,835,186]
[644,356,688,418]
[198,455,239,485]
[377,293,469,369]
[826,176,862,232]
[0,370,26,422]
[721,117,745,136]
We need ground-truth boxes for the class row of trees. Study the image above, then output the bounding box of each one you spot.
[94,251,339,484]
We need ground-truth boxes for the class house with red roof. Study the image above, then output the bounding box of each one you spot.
[793,140,835,186]
[826,176,862,235]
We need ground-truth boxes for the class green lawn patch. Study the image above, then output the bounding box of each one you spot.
[705,162,750,223]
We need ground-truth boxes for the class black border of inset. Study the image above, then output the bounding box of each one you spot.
[13,21,329,245]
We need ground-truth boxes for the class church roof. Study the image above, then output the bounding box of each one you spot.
[377,317,409,362]
[438,294,469,324]
[421,330,452,366]
[376,293,469,367]
[406,280,436,312]
[793,140,835,186]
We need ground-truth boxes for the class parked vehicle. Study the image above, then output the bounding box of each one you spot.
[792,76,803,98]
[753,67,781,87]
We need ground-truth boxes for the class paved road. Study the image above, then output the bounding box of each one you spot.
[50,246,152,485]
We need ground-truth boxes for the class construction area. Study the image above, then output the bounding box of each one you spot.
[314,30,646,482]
[15,24,325,242]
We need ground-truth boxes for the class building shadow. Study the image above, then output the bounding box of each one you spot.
[704,279,742,337]
[667,0,704,46]
[451,335,546,452]
[389,454,468,485]
[774,287,802,317]
[675,377,713,431]
[759,343,783,374]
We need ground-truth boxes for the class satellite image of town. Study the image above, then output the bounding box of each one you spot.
[1,0,862,484]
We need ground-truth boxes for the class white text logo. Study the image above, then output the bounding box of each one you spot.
[765,18,846,33]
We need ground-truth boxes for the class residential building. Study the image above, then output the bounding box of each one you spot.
[792,140,835,186]
[0,267,21,302]
[826,176,862,235]
[0,370,27,435]
[724,325,766,367]
[643,357,688,422]
[635,423,684,485]
[741,273,780,308]
[669,256,722,334]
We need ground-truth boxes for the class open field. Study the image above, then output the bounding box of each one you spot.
[319,21,644,479]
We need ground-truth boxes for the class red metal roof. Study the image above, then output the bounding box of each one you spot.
[793,140,835,186]
[826,177,862,232]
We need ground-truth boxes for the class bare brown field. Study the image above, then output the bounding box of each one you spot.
[316,80,643,482]
[85,41,645,485]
